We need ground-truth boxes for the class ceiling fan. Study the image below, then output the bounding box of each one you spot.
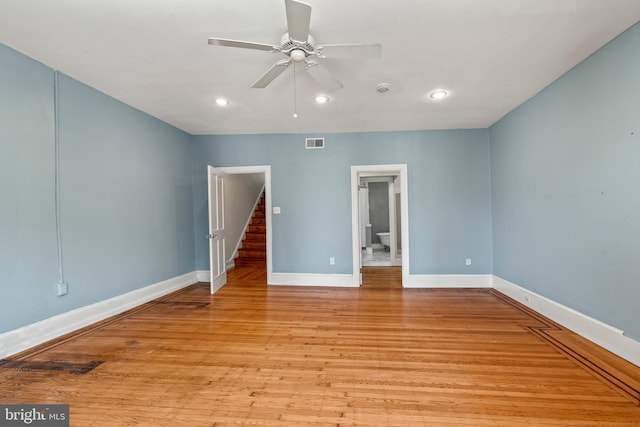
[207,0,381,92]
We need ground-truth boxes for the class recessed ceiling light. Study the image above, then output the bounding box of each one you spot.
[429,90,448,100]
[215,97,229,106]
[315,95,329,104]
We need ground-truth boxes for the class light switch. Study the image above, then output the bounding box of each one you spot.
[273,207,281,214]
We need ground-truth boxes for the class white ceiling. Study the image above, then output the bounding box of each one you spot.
[1,0,640,135]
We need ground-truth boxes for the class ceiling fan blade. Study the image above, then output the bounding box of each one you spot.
[304,60,343,92]
[252,59,291,88]
[208,38,278,52]
[285,0,311,44]
[316,44,382,59]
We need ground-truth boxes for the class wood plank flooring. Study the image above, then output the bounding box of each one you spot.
[2,266,640,426]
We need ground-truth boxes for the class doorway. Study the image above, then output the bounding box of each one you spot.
[209,165,273,287]
[351,164,409,286]
[359,176,401,267]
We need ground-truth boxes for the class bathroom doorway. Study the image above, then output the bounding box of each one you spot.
[351,164,409,286]
[359,176,401,267]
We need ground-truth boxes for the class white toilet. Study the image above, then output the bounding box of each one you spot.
[376,232,391,248]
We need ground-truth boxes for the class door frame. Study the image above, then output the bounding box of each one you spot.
[350,164,409,286]
[215,165,273,284]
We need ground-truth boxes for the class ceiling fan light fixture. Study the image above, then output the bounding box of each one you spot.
[215,97,229,106]
[290,49,306,62]
[429,90,449,100]
[315,95,329,104]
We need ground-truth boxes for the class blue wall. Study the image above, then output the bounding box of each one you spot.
[0,45,57,333]
[191,130,493,276]
[490,23,640,340]
[0,45,194,333]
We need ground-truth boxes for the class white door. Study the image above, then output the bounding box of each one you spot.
[207,166,227,293]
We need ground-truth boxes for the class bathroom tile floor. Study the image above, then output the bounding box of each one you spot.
[362,247,401,266]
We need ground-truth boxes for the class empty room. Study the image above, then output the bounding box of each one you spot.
[1,1,640,425]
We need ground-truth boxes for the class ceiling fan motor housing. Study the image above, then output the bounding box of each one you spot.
[281,33,315,59]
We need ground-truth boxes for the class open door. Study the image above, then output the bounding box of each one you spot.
[207,166,227,293]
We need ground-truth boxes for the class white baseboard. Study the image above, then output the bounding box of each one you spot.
[492,275,640,367]
[0,271,199,359]
[207,269,491,288]
[196,270,210,282]
[202,269,357,287]
[269,272,357,287]
[403,274,492,288]
[268,272,492,289]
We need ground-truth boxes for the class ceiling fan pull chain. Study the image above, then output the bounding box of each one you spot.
[293,63,298,118]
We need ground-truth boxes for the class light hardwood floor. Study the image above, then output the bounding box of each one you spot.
[1,266,639,426]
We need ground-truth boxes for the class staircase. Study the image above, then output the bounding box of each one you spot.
[234,195,266,268]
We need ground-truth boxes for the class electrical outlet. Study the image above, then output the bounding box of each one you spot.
[465,258,472,266]
[57,282,68,296]
[329,257,335,265]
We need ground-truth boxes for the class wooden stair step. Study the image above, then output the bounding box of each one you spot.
[244,231,265,241]
[234,258,265,268]
[238,248,266,259]
[248,224,266,233]
[243,240,266,250]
